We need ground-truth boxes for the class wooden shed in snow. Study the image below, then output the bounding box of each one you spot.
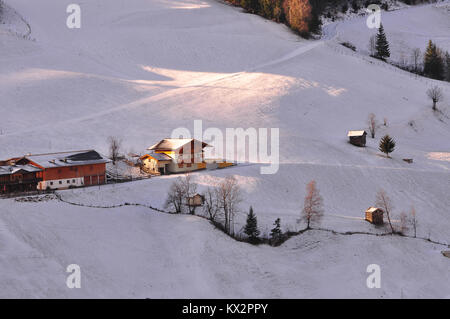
[365,207,384,225]
[348,130,367,147]
[186,193,205,207]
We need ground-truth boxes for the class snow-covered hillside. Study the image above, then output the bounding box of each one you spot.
[331,1,450,62]
[0,0,449,298]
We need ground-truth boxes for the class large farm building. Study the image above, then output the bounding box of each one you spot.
[0,150,109,193]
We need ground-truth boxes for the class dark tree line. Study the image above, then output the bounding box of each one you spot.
[225,0,321,37]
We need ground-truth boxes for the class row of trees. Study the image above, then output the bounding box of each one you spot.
[369,29,450,82]
[243,180,323,245]
[165,175,242,235]
[165,174,423,246]
[226,0,321,37]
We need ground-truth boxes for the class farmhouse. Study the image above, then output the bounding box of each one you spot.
[0,165,43,194]
[143,138,210,174]
[348,130,367,147]
[140,152,172,175]
[13,150,109,190]
[365,207,384,225]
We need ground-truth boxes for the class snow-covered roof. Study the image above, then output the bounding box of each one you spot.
[348,130,367,137]
[144,152,173,161]
[0,165,42,176]
[148,138,210,151]
[22,150,110,169]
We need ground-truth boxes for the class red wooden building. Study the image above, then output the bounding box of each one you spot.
[13,150,109,190]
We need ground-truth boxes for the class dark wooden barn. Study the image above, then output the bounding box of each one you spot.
[365,207,384,225]
[348,130,367,147]
[0,165,43,194]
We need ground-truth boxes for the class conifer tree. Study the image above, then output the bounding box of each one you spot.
[270,218,283,246]
[424,40,444,80]
[379,134,396,158]
[375,24,390,61]
[244,206,260,243]
[444,51,450,82]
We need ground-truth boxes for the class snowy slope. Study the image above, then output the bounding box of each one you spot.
[0,0,449,298]
[330,1,450,62]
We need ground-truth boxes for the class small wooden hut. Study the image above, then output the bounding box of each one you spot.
[348,130,367,147]
[365,207,384,225]
[186,193,205,207]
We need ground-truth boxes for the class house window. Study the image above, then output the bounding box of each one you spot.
[72,179,76,183]
[67,180,70,183]
[50,182,53,186]
[59,181,62,185]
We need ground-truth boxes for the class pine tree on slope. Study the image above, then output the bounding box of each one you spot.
[270,218,283,246]
[375,24,390,61]
[244,206,260,243]
[424,40,444,80]
[379,134,396,158]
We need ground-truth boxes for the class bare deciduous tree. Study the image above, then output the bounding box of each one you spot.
[367,113,377,138]
[203,186,221,222]
[301,180,324,229]
[411,48,421,72]
[108,136,121,165]
[410,206,418,238]
[398,212,409,235]
[426,86,443,111]
[217,176,242,235]
[368,35,377,57]
[375,189,395,233]
[182,173,198,215]
[164,177,185,214]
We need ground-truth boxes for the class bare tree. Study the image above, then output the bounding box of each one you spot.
[426,86,443,111]
[181,173,198,215]
[164,177,185,214]
[217,176,242,235]
[108,136,122,165]
[398,212,409,235]
[368,35,377,57]
[301,180,324,229]
[203,186,221,222]
[411,48,421,72]
[410,206,418,238]
[375,189,395,233]
[367,113,377,138]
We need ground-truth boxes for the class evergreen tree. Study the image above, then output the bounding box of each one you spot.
[424,40,444,80]
[375,24,390,61]
[379,135,396,157]
[244,206,260,243]
[260,0,273,19]
[241,0,260,13]
[270,218,283,246]
[444,51,450,82]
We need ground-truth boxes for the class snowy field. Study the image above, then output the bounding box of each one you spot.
[0,0,449,298]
